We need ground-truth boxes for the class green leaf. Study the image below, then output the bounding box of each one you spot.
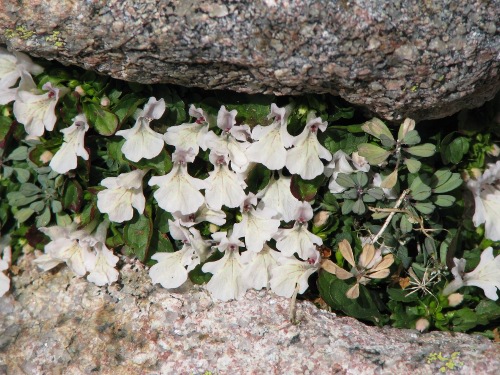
[352,198,366,215]
[401,129,421,145]
[409,176,432,201]
[400,214,412,233]
[475,300,500,321]
[154,207,174,233]
[225,101,272,127]
[335,173,356,188]
[20,183,42,196]
[322,130,368,155]
[36,206,51,227]
[404,158,421,173]
[441,133,470,164]
[357,143,391,165]
[123,212,153,262]
[149,230,175,255]
[113,94,146,124]
[7,192,40,207]
[405,143,436,157]
[51,200,63,213]
[0,116,12,144]
[247,164,272,194]
[7,146,28,161]
[341,199,355,215]
[63,180,83,212]
[414,202,435,214]
[361,118,394,141]
[13,168,30,183]
[318,271,383,325]
[354,171,368,187]
[30,201,45,212]
[55,212,73,226]
[432,170,462,194]
[14,207,35,223]
[367,187,384,200]
[129,149,172,175]
[448,308,488,332]
[433,195,456,207]
[84,102,119,136]
[387,288,419,302]
[380,134,396,148]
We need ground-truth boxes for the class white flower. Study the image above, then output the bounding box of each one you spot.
[150,220,211,289]
[270,250,321,298]
[115,97,166,162]
[246,103,294,170]
[205,106,251,172]
[86,242,119,286]
[351,152,370,172]
[164,104,209,154]
[49,114,89,174]
[149,148,207,215]
[325,150,355,193]
[233,194,281,252]
[442,247,500,300]
[168,219,211,261]
[172,203,226,227]
[0,48,43,105]
[0,235,12,297]
[467,161,500,241]
[13,74,63,137]
[241,244,280,290]
[149,245,199,289]
[256,173,300,222]
[97,169,147,223]
[36,225,95,277]
[204,151,246,210]
[202,231,247,301]
[274,202,322,260]
[286,113,332,180]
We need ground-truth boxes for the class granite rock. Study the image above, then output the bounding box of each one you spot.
[1,253,499,374]
[0,0,499,122]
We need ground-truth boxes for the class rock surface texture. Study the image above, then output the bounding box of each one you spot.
[0,0,499,122]
[1,254,500,374]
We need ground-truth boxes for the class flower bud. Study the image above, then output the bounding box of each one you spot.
[39,150,54,164]
[100,96,110,107]
[415,318,430,332]
[487,144,500,157]
[313,211,330,227]
[74,85,85,97]
[209,223,219,234]
[469,168,482,180]
[73,215,82,225]
[447,293,463,307]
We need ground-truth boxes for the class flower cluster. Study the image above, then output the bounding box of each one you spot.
[2,49,500,335]
[119,102,336,300]
[35,221,119,286]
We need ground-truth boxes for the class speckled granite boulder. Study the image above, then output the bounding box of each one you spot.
[1,253,500,374]
[0,0,498,122]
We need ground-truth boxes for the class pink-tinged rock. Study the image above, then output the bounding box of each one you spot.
[0,0,498,122]
[1,254,499,374]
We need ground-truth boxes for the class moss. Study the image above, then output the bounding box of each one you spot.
[427,352,464,373]
[4,26,65,48]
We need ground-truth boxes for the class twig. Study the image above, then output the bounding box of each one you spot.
[370,189,410,245]
[289,283,300,324]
